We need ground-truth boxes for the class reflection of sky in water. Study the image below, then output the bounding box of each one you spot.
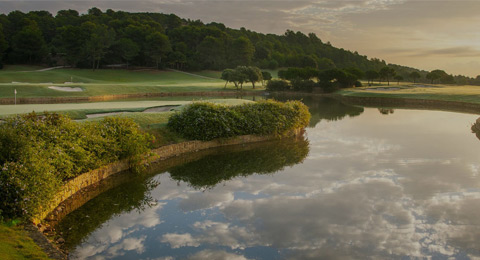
[68,107,480,260]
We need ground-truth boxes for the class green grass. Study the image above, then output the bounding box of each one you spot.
[340,83,480,104]
[0,69,234,97]
[0,68,267,98]
[0,98,254,118]
[0,223,50,260]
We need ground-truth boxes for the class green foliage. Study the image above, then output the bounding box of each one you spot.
[365,70,379,84]
[291,79,316,92]
[0,113,153,219]
[379,66,396,85]
[221,66,262,89]
[167,100,310,141]
[409,71,421,83]
[266,79,290,91]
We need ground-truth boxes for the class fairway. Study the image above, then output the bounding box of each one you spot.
[0,98,254,118]
[0,67,268,98]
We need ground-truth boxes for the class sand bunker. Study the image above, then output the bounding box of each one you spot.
[86,112,126,119]
[48,86,84,92]
[143,106,178,112]
[86,106,179,119]
[365,87,401,91]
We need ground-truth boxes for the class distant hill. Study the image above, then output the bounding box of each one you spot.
[0,7,478,84]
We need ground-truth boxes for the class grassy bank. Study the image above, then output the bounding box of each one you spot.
[340,83,480,104]
[0,223,50,260]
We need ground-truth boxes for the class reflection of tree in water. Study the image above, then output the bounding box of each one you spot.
[168,137,309,189]
[378,108,395,115]
[56,176,159,250]
[472,121,480,140]
[56,137,309,250]
[271,95,364,127]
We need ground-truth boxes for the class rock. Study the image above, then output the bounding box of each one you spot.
[38,224,46,233]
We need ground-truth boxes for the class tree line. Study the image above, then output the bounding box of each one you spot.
[0,7,478,85]
[0,8,407,72]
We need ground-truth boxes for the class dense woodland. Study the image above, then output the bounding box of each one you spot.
[0,7,479,85]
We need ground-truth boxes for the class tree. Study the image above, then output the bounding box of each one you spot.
[409,71,421,83]
[116,38,139,68]
[239,66,263,89]
[317,58,335,71]
[426,69,447,84]
[11,21,47,63]
[57,25,87,66]
[221,68,247,90]
[261,71,272,86]
[221,69,235,88]
[344,67,364,80]
[379,66,396,86]
[394,75,403,85]
[0,24,7,65]
[146,32,171,69]
[365,70,379,85]
[198,36,225,69]
[230,36,254,66]
[84,23,116,70]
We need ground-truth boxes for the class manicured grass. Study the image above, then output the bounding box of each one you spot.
[0,68,267,98]
[0,100,190,118]
[0,68,268,98]
[340,83,480,104]
[0,98,253,118]
[0,223,50,260]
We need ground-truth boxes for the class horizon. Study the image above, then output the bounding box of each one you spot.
[1,0,479,77]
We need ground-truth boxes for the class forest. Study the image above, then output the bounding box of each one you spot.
[0,7,479,85]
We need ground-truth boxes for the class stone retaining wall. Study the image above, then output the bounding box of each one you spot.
[33,129,302,224]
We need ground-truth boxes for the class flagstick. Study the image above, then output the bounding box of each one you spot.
[14,89,16,106]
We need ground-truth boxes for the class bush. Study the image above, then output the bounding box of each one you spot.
[266,80,290,91]
[291,79,316,92]
[168,100,310,141]
[0,113,153,219]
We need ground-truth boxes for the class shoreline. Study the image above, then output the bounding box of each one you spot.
[28,129,304,259]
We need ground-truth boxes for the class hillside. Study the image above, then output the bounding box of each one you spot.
[0,8,477,84]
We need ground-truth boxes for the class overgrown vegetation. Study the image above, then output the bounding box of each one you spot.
[0,112,153,219]
[167,100,311,140]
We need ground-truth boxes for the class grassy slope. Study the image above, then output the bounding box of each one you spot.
[340,83,480,104]
[0,224,50,260]
[0,67,265,98]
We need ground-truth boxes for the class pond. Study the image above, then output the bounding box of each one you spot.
[56,97,480,259]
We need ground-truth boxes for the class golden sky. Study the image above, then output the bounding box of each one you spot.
[2,0,480,77]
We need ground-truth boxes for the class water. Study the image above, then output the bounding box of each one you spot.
[56,97,480,259]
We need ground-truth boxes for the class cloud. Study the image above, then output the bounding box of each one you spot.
[160,233,200,248]
[381,46,480,58]
[186,249,250,260]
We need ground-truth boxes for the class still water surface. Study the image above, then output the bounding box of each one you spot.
[57,97,480,259]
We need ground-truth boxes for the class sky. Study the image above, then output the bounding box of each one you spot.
[1,0,480,77]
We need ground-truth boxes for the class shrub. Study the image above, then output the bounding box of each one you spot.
[0,113,153,219]
[168,100,310,141]
[266,79,290,91]
[290,79,316,92]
